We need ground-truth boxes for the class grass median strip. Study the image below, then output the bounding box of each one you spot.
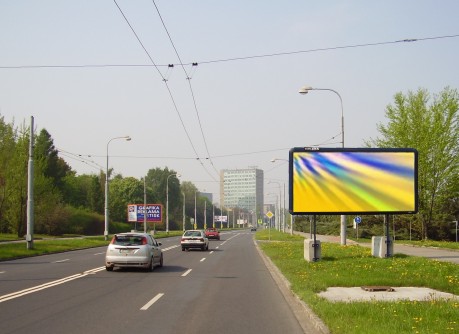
[257,229,459,334]
[0,231,183,261]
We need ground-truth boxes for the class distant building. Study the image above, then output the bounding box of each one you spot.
[220,168,264,217]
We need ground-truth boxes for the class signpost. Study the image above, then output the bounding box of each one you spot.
[266,211,274,240]
[353,216,361,240]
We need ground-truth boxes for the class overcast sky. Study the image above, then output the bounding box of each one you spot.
[1,0,458,205]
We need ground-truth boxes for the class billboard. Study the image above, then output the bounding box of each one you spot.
[214,215,228,223]
[289,147,418,215]
[127,204,163,222]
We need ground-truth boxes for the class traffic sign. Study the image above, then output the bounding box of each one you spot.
[354,216,361,224]
[266,211,274,219]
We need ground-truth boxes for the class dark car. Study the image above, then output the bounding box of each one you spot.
[205,227,220,240]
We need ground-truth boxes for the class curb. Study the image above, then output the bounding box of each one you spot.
[253,238,330,334]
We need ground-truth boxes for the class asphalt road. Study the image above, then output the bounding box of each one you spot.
[0,231,312,334]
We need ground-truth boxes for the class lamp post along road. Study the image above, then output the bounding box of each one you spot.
[105,135,131,241]
[143,177,147,233]
[194,191,198,229]
[299,85,347,245]
[268,181,282,231]
[166,173,181,233]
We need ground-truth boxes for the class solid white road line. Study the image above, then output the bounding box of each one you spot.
[0,267,106,303]
[0,243,179,303]
[140,293,164,310]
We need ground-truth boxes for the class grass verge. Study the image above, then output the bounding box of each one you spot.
[0,231,183,261]
[257,229,459,334]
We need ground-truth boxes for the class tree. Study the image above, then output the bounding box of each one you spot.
[34,129,72,191]
[108,176,144,222]
[367,87,459,239]
[0,116,18,233]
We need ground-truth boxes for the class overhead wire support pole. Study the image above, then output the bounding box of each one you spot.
[26,116,34,250]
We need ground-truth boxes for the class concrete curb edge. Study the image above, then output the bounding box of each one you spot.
[253,238,330,334]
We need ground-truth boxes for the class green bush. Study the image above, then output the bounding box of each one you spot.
[64,206,104,235]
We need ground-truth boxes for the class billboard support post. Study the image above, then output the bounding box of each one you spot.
[385,214,392,257]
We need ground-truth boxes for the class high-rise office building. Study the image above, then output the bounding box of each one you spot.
[220,168,264,215]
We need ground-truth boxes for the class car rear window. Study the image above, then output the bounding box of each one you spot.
[184,231,202,237]
[113,235,145,246]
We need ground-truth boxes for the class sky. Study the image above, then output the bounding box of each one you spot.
[1,0,459,206]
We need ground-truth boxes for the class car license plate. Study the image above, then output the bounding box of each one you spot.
[119,249,132,254]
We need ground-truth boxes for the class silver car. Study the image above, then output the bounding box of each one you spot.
[181,230,209,251]
[105,232,163,271]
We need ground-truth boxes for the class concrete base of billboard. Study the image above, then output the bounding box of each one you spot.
[304,239,321,262]
[371,236,394,258]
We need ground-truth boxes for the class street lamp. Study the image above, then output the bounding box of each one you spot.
[105,135,131,240]
[182,192,186,231]
[268,181,282,232]
[166,173,181,233]
[271,158,292,235]
[194,190,198,229]
[299,85,347,245]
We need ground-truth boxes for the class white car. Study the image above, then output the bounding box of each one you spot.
[181,230,209,251]
[105,232,163,271]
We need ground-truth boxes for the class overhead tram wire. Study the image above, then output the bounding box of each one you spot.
[151,0,220,178]
[113,0,216,181]
[57,148,104,171]
[58,132,342,167]
[2,33,457,70]
[193,34,459,65]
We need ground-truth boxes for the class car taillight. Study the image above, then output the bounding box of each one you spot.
[141,237,147,245]
[110,236,116,244]
[181,238,186,241]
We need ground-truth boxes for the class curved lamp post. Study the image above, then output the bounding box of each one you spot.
[105,135,131,240]
[299,85,347,245]
[166,173,181,233]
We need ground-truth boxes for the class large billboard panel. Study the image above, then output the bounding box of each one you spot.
[289,147,418,215]
[127,204,163,222]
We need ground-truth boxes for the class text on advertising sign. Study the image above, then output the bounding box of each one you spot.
[127,204,163,222]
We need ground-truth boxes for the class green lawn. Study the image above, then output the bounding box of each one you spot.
[257,229,459,334]
[0,231,183,261]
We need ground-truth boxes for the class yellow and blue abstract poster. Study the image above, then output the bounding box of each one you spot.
[289,148,418,214]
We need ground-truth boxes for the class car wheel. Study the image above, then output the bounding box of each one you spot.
[182,247,185,251]
[105,266,113,272]
[201,245,205,251]
[206,244,209,251]
[159,254,164,267]
[146,257,154,272]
